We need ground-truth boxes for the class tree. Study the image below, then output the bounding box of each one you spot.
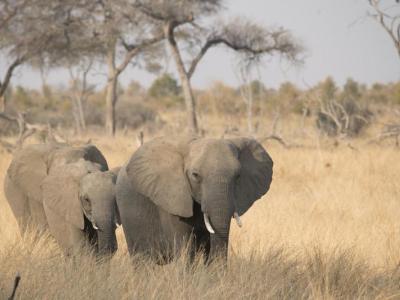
[66,58,95,135]
[148,73,180,98]
[83,1,164,136]
[135,1,303,134]
[319,77,337,102]
[0,0,74,112]
[368,0,400,58]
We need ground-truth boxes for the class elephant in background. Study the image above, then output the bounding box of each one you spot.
[116,135,273,263]
[4,143,120,255]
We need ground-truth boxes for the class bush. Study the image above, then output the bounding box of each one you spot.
[316,99,372,137]
[116,100,160,130]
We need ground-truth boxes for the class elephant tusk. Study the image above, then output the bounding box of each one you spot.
[92,223,99,230]
[233,212,242,228]
[203,213,215,234]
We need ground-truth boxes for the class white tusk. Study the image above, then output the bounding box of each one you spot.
[92,223,99,230]
[203,213,215,234]
[233,212,242,228]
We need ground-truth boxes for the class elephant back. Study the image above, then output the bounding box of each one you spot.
[48,145,108,173]
[7,143,66,201]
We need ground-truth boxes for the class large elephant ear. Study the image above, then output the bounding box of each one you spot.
[229,138,273,216]
[42,164,87,229]
[126,136,197,218]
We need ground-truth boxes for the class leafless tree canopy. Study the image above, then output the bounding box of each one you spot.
[133,0,303,133]
[368,0,400,57]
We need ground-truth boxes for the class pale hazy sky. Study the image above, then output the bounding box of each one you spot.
[1,0,399,90]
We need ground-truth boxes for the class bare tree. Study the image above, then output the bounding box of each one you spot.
[135,1,303,134]
[236,66,265,135]
[78,1,165,136]
[66,58,95,135]
[368,0,400,58]
[0,0,93,112]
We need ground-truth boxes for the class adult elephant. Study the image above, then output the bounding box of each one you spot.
[116,135,273,262]
[4,143,120,255]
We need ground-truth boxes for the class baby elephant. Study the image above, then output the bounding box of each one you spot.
[42,161,120,255]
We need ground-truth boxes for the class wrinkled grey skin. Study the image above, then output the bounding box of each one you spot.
[4,143,119,255]
[116,136,273,263]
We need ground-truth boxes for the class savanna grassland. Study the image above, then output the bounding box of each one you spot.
[0,115,399,300]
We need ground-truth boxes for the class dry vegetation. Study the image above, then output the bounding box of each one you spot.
[0,114,399,300]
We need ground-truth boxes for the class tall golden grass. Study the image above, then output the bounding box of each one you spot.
[0,126,399,299]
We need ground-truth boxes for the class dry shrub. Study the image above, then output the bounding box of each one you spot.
[316,99,372,137]
[116,101,161,130]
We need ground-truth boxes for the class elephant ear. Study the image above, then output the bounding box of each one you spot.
[82,145,109,171]
[229,138,273,216]
[48,145,108,173]
[126,136,197,218]
[42,164,87,229]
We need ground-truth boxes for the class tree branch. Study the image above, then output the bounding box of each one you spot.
[0,56,25,97]
[115,33,164,77]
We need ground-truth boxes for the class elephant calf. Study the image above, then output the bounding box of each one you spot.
[116,135,273,263]
[42,161,120,255]
[4,143,120,256]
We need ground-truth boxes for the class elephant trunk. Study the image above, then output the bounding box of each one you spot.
[97,221,117,255]
[203,179,234,262]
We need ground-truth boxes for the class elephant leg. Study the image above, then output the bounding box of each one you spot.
[158,209,195,262]
[117,168,163,259]
[4,175,29,234]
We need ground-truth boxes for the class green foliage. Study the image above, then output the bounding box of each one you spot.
[148,74,181,99]
[341,78,361,102]
[320,76,337,102]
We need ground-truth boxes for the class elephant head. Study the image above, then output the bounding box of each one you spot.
[79,169,120,254]
[126,136,273,259]
[42,159,119,254]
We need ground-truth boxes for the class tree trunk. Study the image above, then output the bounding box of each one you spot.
[105,47,118,136]
[180,76,198,134]
[0,94,6,113]
[76,95,86,131]
[246,91,254,135]
[164,24,199,134]
[72,98,82,136]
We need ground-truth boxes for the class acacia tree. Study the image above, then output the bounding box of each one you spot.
[76,1,164,135]
[368,0,400,58]
[135,1,303,134]
[0,0,70,112]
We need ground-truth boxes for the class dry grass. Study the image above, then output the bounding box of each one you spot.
[0,126,400,299]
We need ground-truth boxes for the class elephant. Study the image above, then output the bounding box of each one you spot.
[42,162,120,255]
[4,143,120,255]
[116,135,273,263]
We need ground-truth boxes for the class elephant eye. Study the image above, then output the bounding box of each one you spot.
[192,172,201,182]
